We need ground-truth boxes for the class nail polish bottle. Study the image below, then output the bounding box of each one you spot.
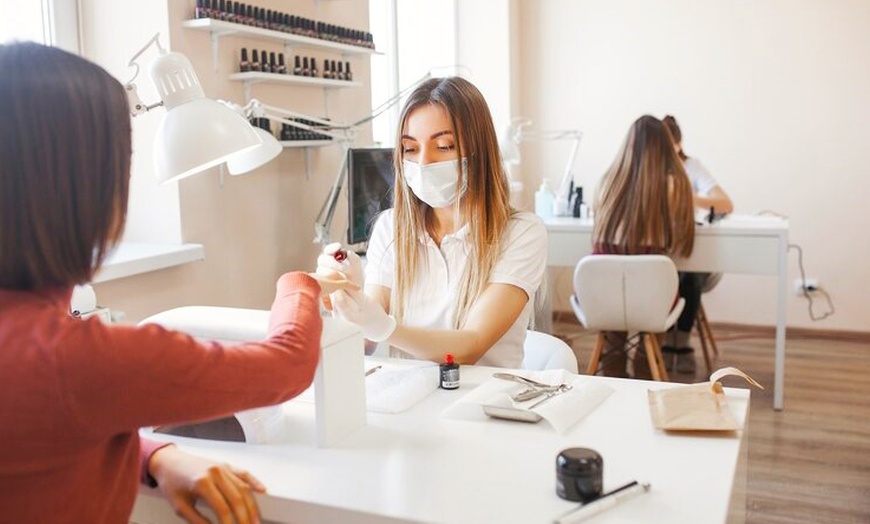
[344,61,352,81]
[336,61,344,81]
[195,0,207,19]
[239,48,250,72]
[269,52,278,73]
[302,56,310,77]
[322,60,331,79]
[311,57,319,78]
[245,4,253,25]
[217,0,226,20]
[260,50,269,72]
[329,60,337,80]
[440,354,460,390]
[250,49,260,72]
[293,56,302,75]
[277,53,287,74]
[225,1,234,22]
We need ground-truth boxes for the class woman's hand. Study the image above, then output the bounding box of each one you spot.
[316,242,364,288]
[148,444,266,524]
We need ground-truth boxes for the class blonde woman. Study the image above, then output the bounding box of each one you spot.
[590,115,695,377]
[318,77,548,367]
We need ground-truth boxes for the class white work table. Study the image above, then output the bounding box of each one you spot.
[544,214,789,410]
[131,361,749,524]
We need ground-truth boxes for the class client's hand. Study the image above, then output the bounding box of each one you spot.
[148,444,266,524]
[332,289,396,342]
[316,242,364,288]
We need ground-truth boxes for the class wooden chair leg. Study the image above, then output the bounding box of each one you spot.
[642,334,663,381]
[696,311,713,376]
[699,302,720,357]
[587,332,605,375]
[648,334,669,381]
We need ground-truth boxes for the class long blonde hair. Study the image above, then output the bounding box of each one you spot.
[593,115,695,257]
[392,77,514,328]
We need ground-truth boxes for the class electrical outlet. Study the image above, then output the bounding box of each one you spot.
[793,278,819,295]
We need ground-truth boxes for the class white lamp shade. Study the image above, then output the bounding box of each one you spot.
[226,127,282,175]
[153,98,262,183]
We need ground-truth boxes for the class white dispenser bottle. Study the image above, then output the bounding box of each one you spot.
[535,180,556,218]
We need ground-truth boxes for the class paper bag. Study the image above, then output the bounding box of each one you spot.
[648,367,762,431]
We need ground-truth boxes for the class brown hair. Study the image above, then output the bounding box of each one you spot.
[593,115,695,257]
[662,115,687,160]
[0,43,131,290]
[391,77,513,328]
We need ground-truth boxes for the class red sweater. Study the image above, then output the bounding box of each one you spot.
[0,272,322,523]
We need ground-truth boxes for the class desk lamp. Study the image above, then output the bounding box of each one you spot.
[500,118,582,216]
[125,33,264,183]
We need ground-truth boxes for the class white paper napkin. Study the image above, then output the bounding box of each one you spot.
[440,370,614,434]
[365,364,439,413]
[293,362,439,414]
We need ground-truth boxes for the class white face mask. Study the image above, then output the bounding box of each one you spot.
[402,158,468,208]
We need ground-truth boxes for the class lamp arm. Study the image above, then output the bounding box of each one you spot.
[556,135,582,211]
[124,33,168,117]
[261,114,351,142]
[313,143,351,244]
[251,101,351,130]
[350,72,432,128]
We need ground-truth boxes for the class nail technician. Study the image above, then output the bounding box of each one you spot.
[318,77,548,368]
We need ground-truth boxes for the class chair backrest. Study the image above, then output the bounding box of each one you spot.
[571,255,679,332]
[522,330,579,373]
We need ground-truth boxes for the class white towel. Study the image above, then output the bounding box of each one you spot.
[440,370,614,434]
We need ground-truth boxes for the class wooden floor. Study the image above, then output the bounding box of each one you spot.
[552,319,870,524]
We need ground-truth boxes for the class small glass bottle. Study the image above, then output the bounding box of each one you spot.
[440,353,460,390]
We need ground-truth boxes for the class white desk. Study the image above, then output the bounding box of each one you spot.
[543,214,789,410]
[131,362,749,524]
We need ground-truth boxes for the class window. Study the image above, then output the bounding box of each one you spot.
[0,0,79,52]
[368,0,457,146]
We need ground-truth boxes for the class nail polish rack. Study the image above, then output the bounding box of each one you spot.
[183,16,379,73]
[184,2,376,152]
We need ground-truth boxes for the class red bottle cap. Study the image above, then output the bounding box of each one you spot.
[445,353,455,365]
[332,249,347,262]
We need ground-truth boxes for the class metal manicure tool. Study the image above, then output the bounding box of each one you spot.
[493,372,571,402]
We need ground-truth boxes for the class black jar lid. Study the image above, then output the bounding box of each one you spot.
[556,447,603,475]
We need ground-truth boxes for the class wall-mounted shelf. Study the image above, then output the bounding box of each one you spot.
[229,71,360,88]
[183,18,379,70]
[229,71,360,101]
[281,140,335,148]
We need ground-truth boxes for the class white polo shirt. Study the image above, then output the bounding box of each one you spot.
[364,209,548,368]
[684,157,718,196]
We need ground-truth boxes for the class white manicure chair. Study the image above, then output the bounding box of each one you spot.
[522,330,578,373]
[569,255,685,381]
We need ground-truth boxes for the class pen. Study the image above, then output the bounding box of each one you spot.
[553,481,650,524]
[365,365,382,377]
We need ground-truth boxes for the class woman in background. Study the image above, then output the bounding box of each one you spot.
[0,42,352,523]
[591,115,695,378]
[317,76,548,368]
[662,115,734,374]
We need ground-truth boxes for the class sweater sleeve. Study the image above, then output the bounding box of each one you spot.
[56,272,324,438]
[139,438,173,487]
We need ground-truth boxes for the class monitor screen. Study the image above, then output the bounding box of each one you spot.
[346,147,395,246]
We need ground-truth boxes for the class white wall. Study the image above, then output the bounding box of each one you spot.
[518,0,870,332]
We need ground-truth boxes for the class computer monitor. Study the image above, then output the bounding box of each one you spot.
[346,147,395,246]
